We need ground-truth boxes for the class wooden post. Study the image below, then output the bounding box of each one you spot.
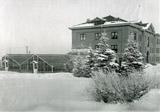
[19,65,21,72]
[33,63,35,73]
[27,61,28,71]
[43,62,45,72]
[51,66,54,73]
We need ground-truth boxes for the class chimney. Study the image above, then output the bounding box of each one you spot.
[86,19,90,23]
[26,46,28,54]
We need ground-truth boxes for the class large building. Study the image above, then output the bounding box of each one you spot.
[69,15,160,63]
[1,54,72,73]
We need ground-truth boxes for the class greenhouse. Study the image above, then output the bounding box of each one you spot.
[2,54,71,73]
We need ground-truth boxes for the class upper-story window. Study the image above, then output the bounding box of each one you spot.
[111,32,118,39]
[147,37,149,47]
[156,48,159,53]
[156,57,159,62]
[157,38,160,44]
[111,45,118,53]
[80,34,85,41]
[95,33,101,40]
[134,33,137,40]
[152,48,154,53]
[139,46,142,52]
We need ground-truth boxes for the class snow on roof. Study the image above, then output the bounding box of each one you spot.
[73,23,94,27]
[89,17,106,23]
[103,21,127,25]
[72,21,152,31]
[142,23,151,30]
[103,15,127,22]
[72,21,130,28]
[70,16,151,30]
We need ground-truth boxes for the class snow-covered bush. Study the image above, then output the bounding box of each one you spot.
[73,54,91,78]
[88,70,160,103]
[121,33,144,76]
[86,33,119,73]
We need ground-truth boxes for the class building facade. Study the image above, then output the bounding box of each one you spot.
[2,54,72,73]
[69,15,160,63]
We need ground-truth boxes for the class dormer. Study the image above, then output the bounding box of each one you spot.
[103,15,127,22]
[147,23,155,33]
[87,17,105,25]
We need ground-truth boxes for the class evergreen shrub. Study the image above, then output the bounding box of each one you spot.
[88,70,160,103]
[72,55,91,78]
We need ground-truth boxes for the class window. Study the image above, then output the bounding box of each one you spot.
[153,57,155,62]
[156,48,159,53]
[95,33,101,40]
[152,57,154,62]
[95,45,99,49]
[111,45,118,53]
[111,32,118,39]
[147,37,149,47]
[156,57,159,62]
[139,46,142,52]
[134,33,137,40]
[157,39,160,44]
[80,34,85,41]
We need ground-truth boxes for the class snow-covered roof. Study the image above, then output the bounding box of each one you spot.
[69,15,154,32]
[103,15,127,22]
[72,21,128,28]
[142,23,151,30]
[73,23,94,27]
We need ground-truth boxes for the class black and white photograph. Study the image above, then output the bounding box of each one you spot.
[0,0,160,111]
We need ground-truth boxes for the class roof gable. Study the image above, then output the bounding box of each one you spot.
[87,17,105,25]
[103,15,127,22]
[37,54,69,67]
[148,23,155,33]
[7,54,33,64]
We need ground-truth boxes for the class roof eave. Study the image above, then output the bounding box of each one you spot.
[69,23,141,30]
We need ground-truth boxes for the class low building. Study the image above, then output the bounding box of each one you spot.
[1,54,71,73]
[0,60,2,70]
[69,15,160,64]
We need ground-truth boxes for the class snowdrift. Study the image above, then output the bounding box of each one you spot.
[0,64,159,111]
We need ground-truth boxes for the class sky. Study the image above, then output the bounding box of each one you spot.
[0,0,159,57]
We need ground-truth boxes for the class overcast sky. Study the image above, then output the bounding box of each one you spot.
[0,0,159,57]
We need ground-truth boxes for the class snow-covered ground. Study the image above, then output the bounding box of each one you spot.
[0,64,160,112]
[145,64,160,76]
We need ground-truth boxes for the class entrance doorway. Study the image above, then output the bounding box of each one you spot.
[31,61,38,73]
[3,59,9,71]
[5,62,8,71]
[33,63,38,73]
